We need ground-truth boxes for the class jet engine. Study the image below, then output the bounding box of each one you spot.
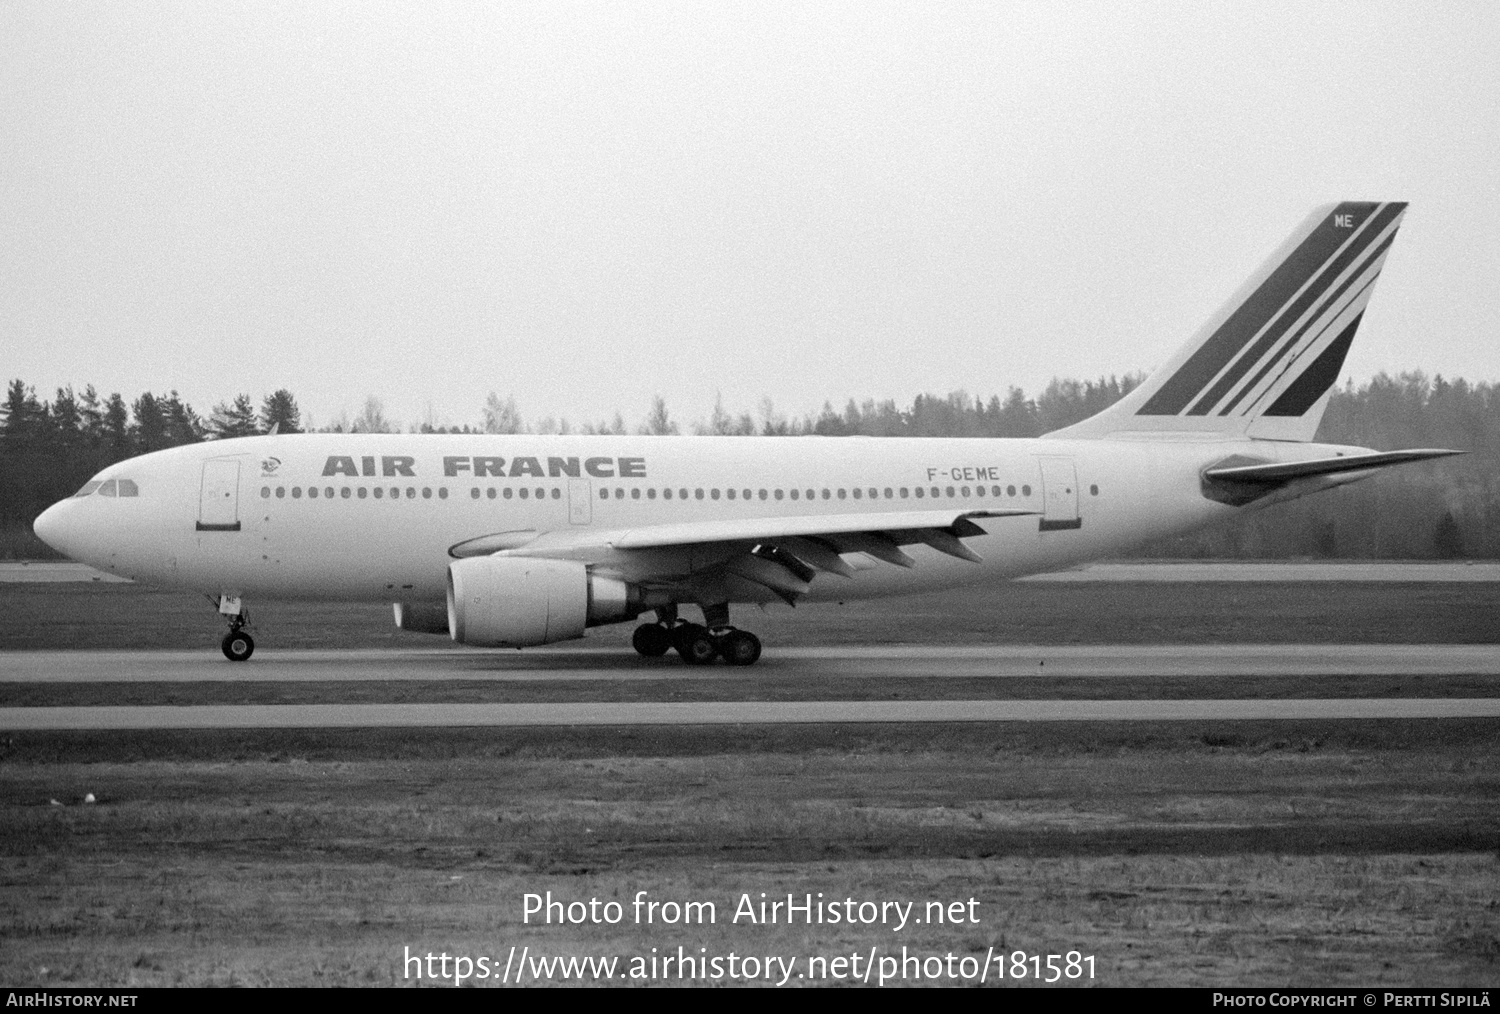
[446,556,642,647]
[393,602,450,635]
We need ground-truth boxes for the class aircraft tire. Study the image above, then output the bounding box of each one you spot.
[632,623,672,657]
[675,625,718,665]
[221,630,255,662]
[719,630,762,666]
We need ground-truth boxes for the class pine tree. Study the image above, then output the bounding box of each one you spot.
[260,390,302,434]
[103,394,131,457]
[162,391,205,445]
[210,394,260,438]
[131,393,168,453]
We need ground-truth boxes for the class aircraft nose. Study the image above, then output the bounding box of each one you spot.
[33,501,74,557]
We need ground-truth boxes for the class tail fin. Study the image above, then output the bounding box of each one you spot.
[1046,202,1408,442]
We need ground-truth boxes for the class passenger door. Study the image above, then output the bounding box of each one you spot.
[197,459,242,532]
[1036,456,1081,531]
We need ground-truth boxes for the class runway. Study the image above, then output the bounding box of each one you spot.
[3,644,1497,682]
[2,644,1498,728]
[4,697,1499,729]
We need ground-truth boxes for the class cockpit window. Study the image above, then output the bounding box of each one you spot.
[117,479,139,497]
[97,480,117,497]
[73,481,102,498]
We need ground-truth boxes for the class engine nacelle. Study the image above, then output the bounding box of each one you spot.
[393,601,450,635]
[446,556,642,647]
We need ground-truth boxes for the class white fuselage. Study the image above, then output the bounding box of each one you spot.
[33,433,1368,609]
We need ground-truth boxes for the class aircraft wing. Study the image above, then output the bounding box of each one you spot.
[449,507,1038,604]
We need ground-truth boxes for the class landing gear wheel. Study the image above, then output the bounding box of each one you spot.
[673,624,718,666]
[221,629,254,662]
[632,623,672,657]
[719,629,762,666]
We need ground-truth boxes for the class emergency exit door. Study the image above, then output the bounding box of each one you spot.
[568,479,592,525]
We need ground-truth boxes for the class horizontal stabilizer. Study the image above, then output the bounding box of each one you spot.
[1204,449,1464,484]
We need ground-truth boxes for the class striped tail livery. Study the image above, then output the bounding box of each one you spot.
[1048,202,1407,442]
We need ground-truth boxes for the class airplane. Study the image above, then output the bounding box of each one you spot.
[32,201,1462,665]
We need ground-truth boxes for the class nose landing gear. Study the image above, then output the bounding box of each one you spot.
[216,594,254,661]
[221,622,255,662]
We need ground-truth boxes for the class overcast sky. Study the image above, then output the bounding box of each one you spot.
[4,2,1497,431]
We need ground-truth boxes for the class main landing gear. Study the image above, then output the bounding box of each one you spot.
[631,605,762,666]
[217,594,254,662]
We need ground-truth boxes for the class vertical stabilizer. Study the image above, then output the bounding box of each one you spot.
[1045,202,1407,442]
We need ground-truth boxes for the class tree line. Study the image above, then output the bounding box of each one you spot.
[2,373,1496,559]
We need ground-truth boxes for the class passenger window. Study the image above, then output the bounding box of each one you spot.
[914,487,924,498]
[358,488,368,499]
[260,487,270,499]
[1090,484,1099,495]
[422,488,431,499]
[406,487,415,499]
[664,489,673,500]
[470,488,480,499]
[438,488,448,499]
[960,486,969,497]
[487,488,497,500]
[73,481,102,498]
[774,489,784,500]
[946,486,955,497]
[871,488,880,499]
[550,488,559,499]
[1007,485,1016,496]
[933,487,942,498]
[275,486,285,499]
[519,488,529,499]
[850,489,860,499]
[695,489,705,500]
[710,489,720,500]
[838,489,847,499]
[678,488,688,500]
[648,488,657,499]
[615,488,623,499]
[391,487,400,498]
[98,480,118,497]
[503,487,513,499]
[293,487,303,499]
[745,489,754,500]
[790,489,799,500]
[373,488,382,499]
[758,489,767,500]
[307,487,318,499]
[1022,485,1032,496]
[805,489,814,500]
[727,489,737,500]
[631,488,641,500]
[325,487,335,498]
[600,488,609,499]
[342,487,352,499]
[821,489,830,500]
[899,488,908,498]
